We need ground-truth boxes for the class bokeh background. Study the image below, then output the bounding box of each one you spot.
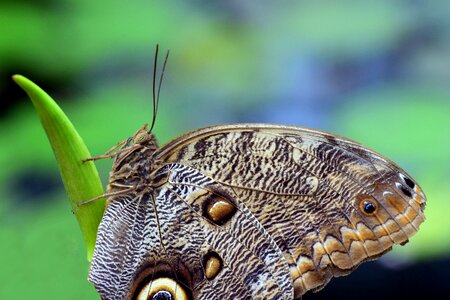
[1,0,449,299]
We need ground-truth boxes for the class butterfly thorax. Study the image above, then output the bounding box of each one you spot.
[106,126,160,198]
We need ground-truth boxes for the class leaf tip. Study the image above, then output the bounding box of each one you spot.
[12,74,35,93]
[12,74,24,83]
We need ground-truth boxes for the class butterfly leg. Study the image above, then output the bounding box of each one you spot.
[77,187,136,206]
[82,139,128,162]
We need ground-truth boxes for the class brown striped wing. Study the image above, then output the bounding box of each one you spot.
[153,124,426,298]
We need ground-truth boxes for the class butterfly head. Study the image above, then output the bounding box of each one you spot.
[107,123,158,181]
[132,123,158,151]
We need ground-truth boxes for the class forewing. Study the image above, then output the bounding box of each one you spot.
[154,124,426,297]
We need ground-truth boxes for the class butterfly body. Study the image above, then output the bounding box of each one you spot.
[89,124,426,300]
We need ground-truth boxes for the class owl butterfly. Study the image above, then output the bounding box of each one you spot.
[84,46,426,300]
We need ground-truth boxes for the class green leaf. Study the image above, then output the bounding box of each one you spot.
[13,74,105,262]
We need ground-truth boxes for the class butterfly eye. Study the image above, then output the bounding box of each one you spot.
[134,131,152,145]
[202,251,223,280]
[360,199,377,215]
[136,277,188,300]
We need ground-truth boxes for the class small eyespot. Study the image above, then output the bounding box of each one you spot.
[203,194,236,225]
[203,251,223,280]
[400,174,415,189]
[396,182,413,198]
[361,200,377,214]
[399,185,413,198]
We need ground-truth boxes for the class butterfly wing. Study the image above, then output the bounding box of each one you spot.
[152,124,426,297]
[89,163,294,300]
[88,191,163,300]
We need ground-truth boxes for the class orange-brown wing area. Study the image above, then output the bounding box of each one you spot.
[154,124,426,298]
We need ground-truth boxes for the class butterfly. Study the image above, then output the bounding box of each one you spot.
[84,46,426,300]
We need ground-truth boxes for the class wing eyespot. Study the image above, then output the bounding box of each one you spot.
[135,277,188,300]
[396,182,413,198]
[152,290,173,300]
[129,260,193,300]
[399,173,415,189]
[202,251,223,280]
[360,199,377,215]
[356,195,378,216]
[203,194,237,225]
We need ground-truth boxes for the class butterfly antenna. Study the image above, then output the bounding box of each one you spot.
[156,49,170,124]
[149,45,170,132]
[150,44,159,132]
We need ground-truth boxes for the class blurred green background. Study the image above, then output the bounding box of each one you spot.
[1,0,449,299]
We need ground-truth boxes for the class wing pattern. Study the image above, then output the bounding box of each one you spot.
[89,124,426,299]
[155,125,426,297]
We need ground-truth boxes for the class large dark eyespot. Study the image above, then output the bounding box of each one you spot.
[136,277,188,300]
[130,260,193,300]
[153,291,173,300]
[362,200,377,214]
[400,174,415,189]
